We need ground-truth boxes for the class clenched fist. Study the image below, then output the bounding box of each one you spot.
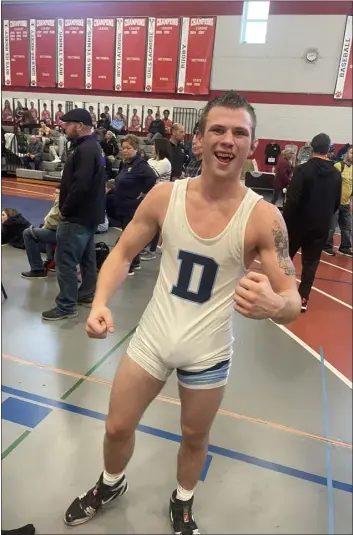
[233,271,283,320]
[86,305,115,339]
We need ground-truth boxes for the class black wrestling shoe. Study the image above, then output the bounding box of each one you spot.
[64,473,128,526]
[170,490,200,535]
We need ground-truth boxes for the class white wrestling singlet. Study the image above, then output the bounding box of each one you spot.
[127,178,262,386]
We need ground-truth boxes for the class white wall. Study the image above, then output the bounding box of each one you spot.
[4,90,352,143]
[212,15,347,94]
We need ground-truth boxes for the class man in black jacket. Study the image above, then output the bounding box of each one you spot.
[42,108,106,321]
[283,133,341,312]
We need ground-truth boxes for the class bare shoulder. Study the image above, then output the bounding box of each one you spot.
[248,199,287,243]
[138,181,174,226]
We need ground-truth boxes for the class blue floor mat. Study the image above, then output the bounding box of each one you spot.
[2,195,52,227]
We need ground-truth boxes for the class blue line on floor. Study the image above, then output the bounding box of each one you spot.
[1,396,52,428]
[2,385,352,494]
[319,347,335,535]
[200,454,213,482]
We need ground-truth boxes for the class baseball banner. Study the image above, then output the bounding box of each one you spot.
[30,19,56,87]
[145,17,180,93]
[115,18,147,92]
[86,18,115,90]
[177,17,216,95]
[334,16,352,100]
[3,20,30,87]
[57,18,85,89]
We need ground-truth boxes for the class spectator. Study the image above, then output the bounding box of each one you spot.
[139,149,149,162]
[38,120,52,145]
[42,108,106,321]
[184,133,203,178]
[49,126,66,163]
[327,144,336,162]
[114,134,157,275]
[170,123,188,180]
[103,106,112,122]
[283,133,342,312]
[162,109,173,133]
[148,137,172,182]
[2,208,30,249]
[101,131,119,163]
[23,135,43,170]
[13,126,28,154]
[270,149,293,205]
[97,113,111,131]
[336,143,350,162]
[21,187,61,278]
[323,145,353,257]
[145,112,165,144]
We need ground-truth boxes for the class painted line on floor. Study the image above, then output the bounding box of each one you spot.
[2,186,54,200]
[254,260,352,309]
[2,385,352,494]
[200,454,213,482]
[272,323,352,390]
[1,396,52,428]
[298,252,353,274]
[319,347,335,535]
[60,326,136,401]
[1,430,31,461]
[2,353,352,450]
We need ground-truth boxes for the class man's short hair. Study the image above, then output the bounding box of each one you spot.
[198,90,257,140]
[311,133,331,155]
[121,134,140,150]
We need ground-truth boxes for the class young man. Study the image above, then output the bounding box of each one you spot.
[283,133,342,312]
[64,91,301,532]
[323,145,352,257]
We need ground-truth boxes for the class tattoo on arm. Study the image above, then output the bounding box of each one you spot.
[272,220,296,276]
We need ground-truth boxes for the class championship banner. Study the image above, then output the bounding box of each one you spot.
[86,18,115,90]
[115,18,147,92]
[57,18,85,89]
[3,20,30,86]
[145,17,180,93]
[334,16,352,100]
[30,19,56,87]
[177,17,216,95]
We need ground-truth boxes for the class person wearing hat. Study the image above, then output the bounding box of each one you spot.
[42,108,106,321]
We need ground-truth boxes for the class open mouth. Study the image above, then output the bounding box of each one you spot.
[215,152,234,165]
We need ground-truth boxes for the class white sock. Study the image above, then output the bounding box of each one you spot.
[176,483,194,501]
[103,469,124,486]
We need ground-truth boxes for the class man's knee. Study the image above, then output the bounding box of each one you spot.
[105,413,135,443]
[181,423,209,449]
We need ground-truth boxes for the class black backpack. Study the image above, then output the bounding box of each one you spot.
[95,242,110,271]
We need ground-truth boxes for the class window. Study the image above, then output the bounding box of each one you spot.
[241,1,270,44]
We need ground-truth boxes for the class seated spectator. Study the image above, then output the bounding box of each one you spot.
[39,120,52,140]
[23,136,43,170]
[148,137,172,182]
[184,133,203,178]
[97,113,111,131]
[139,149,149,162]
[21,188,61,278]
[101,131,119,163]
[14,126,28,155]
[271,149,293,205]
[115,134,157,275]
[2,208,31,249]
[145,112,165,144]
[170,123,189,180]
[49,126,66,163]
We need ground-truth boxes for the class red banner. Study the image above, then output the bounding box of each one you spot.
[3,19,30,87]
[145,17,180,93]
[57,18,85,89]
[30,19,56,87]
[177,17,216,95]
[334,16,352,100]
[85,18,115,90]
[115,18,147,92]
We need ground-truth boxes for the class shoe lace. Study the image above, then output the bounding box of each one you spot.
[174,500,198,534]
[78,484,103,514]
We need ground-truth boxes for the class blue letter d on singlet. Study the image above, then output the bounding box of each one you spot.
[171,250,219,304]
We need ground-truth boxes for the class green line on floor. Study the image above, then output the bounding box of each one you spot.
[2,430,31,460]
[60,326,137,401]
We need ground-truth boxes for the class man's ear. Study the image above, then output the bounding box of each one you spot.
[248,138,259,157]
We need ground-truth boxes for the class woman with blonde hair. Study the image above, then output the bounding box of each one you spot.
[271,149,293,205]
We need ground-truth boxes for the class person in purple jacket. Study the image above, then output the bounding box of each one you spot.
[270,149,294,205]
[114,134,157,275]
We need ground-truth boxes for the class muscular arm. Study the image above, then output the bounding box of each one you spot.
[256,205,301,324]
[93,183,171,308]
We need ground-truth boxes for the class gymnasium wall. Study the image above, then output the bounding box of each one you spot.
[2,0,353,151]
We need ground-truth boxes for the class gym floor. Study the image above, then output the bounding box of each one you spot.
[1,179,352,534]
